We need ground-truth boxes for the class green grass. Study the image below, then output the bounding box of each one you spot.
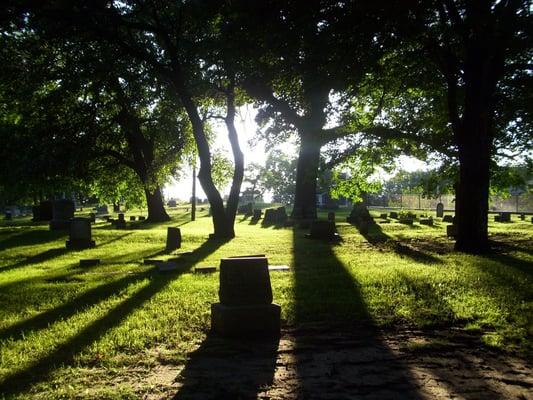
[0,207,531,399]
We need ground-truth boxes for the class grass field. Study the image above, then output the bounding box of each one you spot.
[0,206,531,399]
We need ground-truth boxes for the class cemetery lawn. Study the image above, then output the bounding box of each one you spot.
[0,207,531,399]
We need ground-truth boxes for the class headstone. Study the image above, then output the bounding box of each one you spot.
[211,256,281,338]
[96,205,108,214]
[49,199,75,230]
[327,212,335,222]
[520,214,525,221]
[130,216,136,221]
[89,213,96,223]
[420,217,433,226]
[306,220,341,241]
[399,217,414,225]
[139,216,146,221]
[168,199,177,207]
[499,212,511,222]
[32,201,53,221]
[262,208,277,225]
[494,215,501,222]
[389,211,398,219]
[113,204,121,212]
[66,217,95,249]
[276,207,288,224]
[80,259,100,267]
[346,203,375,226]
[442,215,454,223]
[252,209,262,221]
[446,224,458,238]
[436,203,444,218]
[166,227,182,251]
[380,213,388,219]
[114,213,126,228]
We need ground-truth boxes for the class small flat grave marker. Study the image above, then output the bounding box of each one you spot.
[442,215,454,223]
[143,259,164,265]
[195,266,217,274]
[268,265,290,271]
[80,259,100,267]
[156,261,179,272]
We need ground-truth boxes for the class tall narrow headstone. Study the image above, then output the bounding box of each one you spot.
[49,199,75,230]
[436,203,444,218]
[166,227,182,251]
[115,213,126,229]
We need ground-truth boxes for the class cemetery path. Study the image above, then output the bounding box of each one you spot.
[140,326,533,399]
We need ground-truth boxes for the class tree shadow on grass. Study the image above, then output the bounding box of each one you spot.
[0,247,69,273]
[352,222,443,265]
[291,228,424,398]
[0,228,66,252]
[0,238,227,398]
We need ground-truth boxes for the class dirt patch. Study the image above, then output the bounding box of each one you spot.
[143,326,532,399]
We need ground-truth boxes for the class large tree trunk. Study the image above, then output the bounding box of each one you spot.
[291,134,321,219]
[145,186,170,222]
[224,85,244,232]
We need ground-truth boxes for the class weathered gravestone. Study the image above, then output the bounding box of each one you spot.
[50,199,75,230]
[32,201,53,221]
[168,199,177,207]
[276,207,288,224]
[380,213,388,219]
[113,204,121,213]
[139,216,146,221]
[442,215,454,223]
[130,216,136,221]
[306,220,341,241]
[389,211,398,219]
[96,205,108,215]
[346,202,374,225]
[166,227,182,251]
[211,257,281,338]
[446,224,458,238]
[520,213,525,221]
[252,209,262,221]
[115,213,126,229]
[420,217,433,226]
[399,217,414,225]
[66,217,95,249]
[436,202,444,218]
[500,212,511,222]
[262,208,277,225]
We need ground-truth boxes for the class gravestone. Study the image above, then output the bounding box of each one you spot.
[168,199,177,207]
[436,202,444,218]
[389,211,398,219]
[520,214,525,221]
[96,205,108,215]
[130,216,136,221]
[211,256,280,338]
[50,199,75,230]
[115,213,126,229]
[500,212,511,222]
[327,212,335,222]
[494,215,501,222]
[446,224,458,238]
[442,215,454,223]
[380,213,388,219]
[306,220,341,241]
[66,217,95,249]
[32,201,53,221]
[113,204,121,212]
[346,203,374,226]
[276,207,288,224]
[262,208,277,225]
[420,217,433,226]
[89,213,96,223]
[399,217,414,225]
[139,216,146,221]
[166,227,182,251]
[252,209,262,221]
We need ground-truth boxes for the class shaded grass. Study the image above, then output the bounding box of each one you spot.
[0,207,531,398]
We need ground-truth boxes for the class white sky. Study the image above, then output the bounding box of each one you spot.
[163,107,429,202]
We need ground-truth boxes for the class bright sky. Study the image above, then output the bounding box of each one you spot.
[163,107,429,202]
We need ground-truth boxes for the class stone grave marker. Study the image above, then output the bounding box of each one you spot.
[80,259,100,267]
[442,215,454,223]
[436,202,444,218]
[520,214,525,221]
[130,216,136,221]
[50,199,75,230]
[66,217,95,249]
[420,217,433,226]
[500,212,511,222]
[238,202,253,215]
[166,227,182,251]
[252,209,262,221]
[494,215,501,222]
[168,199,177,207]
[389,211,398,219]
[211,256,280,338]
[89,213,96,223]
[399,217,414,225]
[96,205,108,215]
[139,216,146,221]
[262,208,277,225]
[380,213,388,219]
[113,204,121,212]
[115,213,126,229]
[306,220,341,241]
[446,224,458,238]
[276,207,288,224]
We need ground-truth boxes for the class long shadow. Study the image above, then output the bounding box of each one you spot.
[0,239,225,343]
[352,221,443,265]
[0,247,69,273]
[292,228,424,398]
[0,228,66,252]
[174,335,279,399]
[0,238,226,397]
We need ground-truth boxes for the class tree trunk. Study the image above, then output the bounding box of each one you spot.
[145,187,170,222]
[291,134,321,219]
[224,85,244,231]
[191,161,196,222]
